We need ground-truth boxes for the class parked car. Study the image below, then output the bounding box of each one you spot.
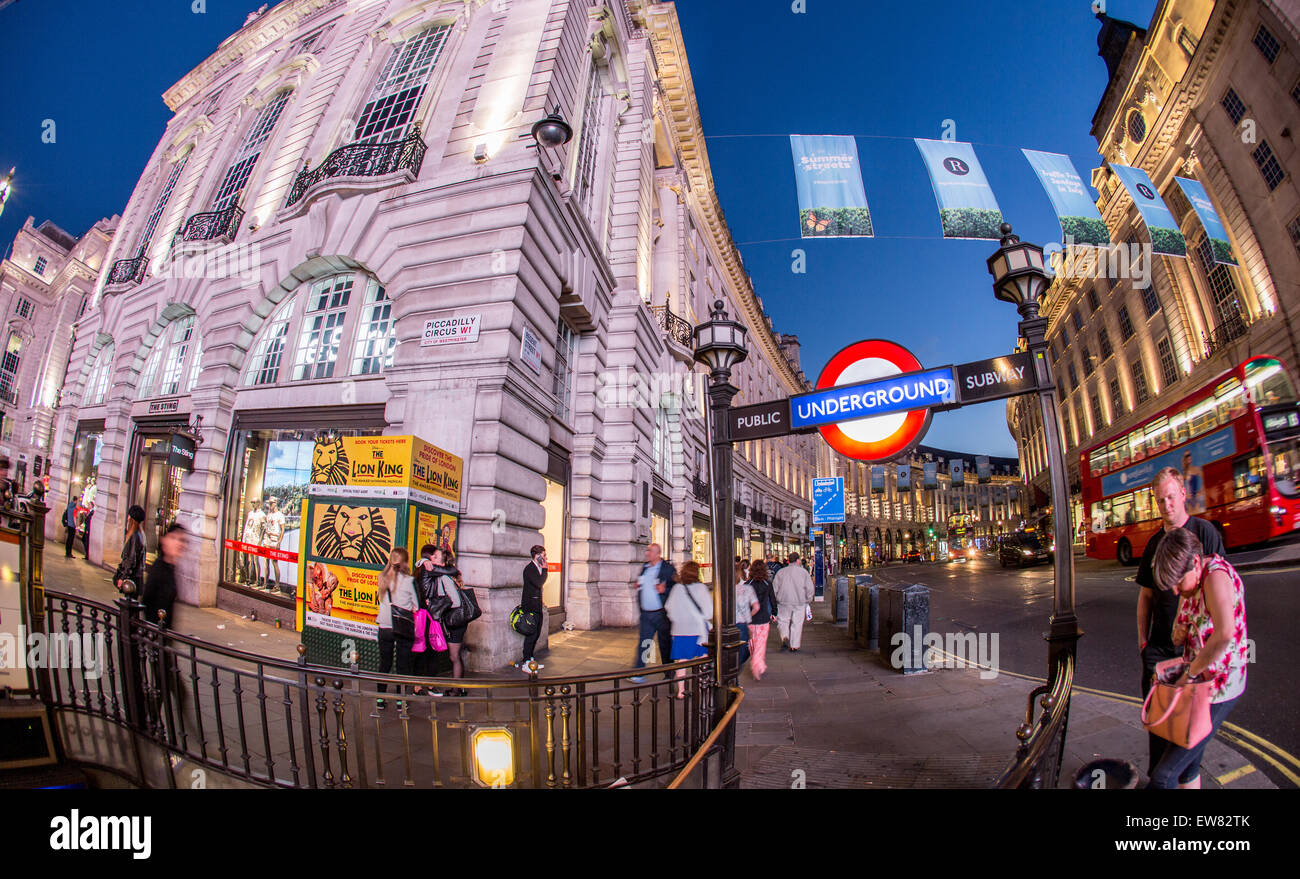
[1000,532,1051,568]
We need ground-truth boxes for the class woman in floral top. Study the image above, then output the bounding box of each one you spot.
[1148,527,1248,789]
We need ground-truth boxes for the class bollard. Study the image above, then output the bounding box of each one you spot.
[863,578,878,651]
[833,576,849,622]
[847,578,859,639]
[878,583,929,673]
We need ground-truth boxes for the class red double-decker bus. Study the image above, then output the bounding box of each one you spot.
[1081,355,1300,564]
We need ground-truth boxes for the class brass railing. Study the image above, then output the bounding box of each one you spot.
[667,686,745,789]
[106,249,148,287]
[41,589,717,789]
[173,204,244,247]
[994,651,1073,789]
[285,130,428,209]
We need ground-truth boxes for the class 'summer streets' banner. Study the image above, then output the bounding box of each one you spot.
[1022,149,1110,246]
[914,139,1005,239]
[790,135,874,238]
[1110,164,1187,257]
[1174,177,1237,266]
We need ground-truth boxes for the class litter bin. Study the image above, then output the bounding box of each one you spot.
[878,583,929,673]
[1072,759,1138,789]
[833,576,849,622]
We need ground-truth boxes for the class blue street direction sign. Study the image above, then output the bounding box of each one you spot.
[812,477,845,525]
[792,367,958,430]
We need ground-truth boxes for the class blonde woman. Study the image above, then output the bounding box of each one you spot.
[376,547,417,705]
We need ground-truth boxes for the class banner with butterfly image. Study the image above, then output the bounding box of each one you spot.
[790,135,874,238]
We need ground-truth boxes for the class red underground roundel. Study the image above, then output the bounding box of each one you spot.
[814,339,933,462]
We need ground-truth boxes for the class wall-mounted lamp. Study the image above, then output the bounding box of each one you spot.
[530,110,572,149]
[473,142,490,164]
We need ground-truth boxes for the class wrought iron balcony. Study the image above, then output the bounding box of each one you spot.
[285,129,428,209]
[1202,316,1250,359]
[0,376,19,407]
[734,501,748,520]
[106,249,148,287]
[752,510,769,526]
[174,203,244,247]
[651,298,694,349]
[772,517,787,532]
[692,477,709,504]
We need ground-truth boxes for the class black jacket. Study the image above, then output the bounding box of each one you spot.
[413,562,460,610]
[141,557,177,629]
[749,576,776,619]
[522,561,546,613]
[115,531,146,590]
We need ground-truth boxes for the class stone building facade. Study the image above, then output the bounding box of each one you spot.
[35,0,815,669]
[0,216,117,492]
[1009,0,1300,548]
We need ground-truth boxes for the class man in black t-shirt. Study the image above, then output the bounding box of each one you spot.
[1135,466,1226,780]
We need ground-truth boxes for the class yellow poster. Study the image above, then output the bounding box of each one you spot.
[411,437,464,507]
[303,561,380,624]
[309,434,463,514]
[309,503,396,566]
[415,510,441,554]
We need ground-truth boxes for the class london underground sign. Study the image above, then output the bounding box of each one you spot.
[796,339,941,461]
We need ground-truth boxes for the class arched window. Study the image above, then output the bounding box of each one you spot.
[212,90,292,212]
[85,342,115,405]
[354,23,452,144]
[138,149,191,249]
[243,273,396,387]
[137,315,202,399]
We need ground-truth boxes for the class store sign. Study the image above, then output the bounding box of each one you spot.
[422,313,481,347]
[168,434,196,471]
[520,325,543,374]
[148,399,180,415]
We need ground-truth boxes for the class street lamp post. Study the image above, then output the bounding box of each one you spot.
[987,224,1082,684]
[693,299,748,788]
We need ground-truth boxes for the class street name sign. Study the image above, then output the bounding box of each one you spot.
[728,399,793,442]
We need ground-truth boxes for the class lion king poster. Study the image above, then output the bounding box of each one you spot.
[308,503,396,566]
[307,434,463,515]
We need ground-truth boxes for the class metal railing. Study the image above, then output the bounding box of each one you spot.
[173,204,243,247]
[41,589,717,789]
[667,686,745,789]
[772,517,787,532]
[286,130,428,209]
[752,510,769,526]
[692,477,709,503]
[734,502,747,520]
[650,301,694,348]
[1202,317,1249,359]
[994,651,1073,789]
[106,249,148,287]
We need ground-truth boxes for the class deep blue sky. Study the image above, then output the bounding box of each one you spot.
[0,0,1158,457]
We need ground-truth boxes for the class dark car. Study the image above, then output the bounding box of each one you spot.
[904,549,922,564]
[999,533,1051,568]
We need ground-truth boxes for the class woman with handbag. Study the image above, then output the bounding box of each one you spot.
[376,547,417,706]
[1144,527,1248,789]
[113,504,147,595]
[745,560,776,682]
[433,549,476,694]
[735,561,759,669]
[664,561,712,698]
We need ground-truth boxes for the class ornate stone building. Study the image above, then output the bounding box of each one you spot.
[0,216,117,491]
[34,0,815,669]
[1009,0,1300,546]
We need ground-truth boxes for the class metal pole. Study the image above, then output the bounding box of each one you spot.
[706,368,741,789]
[1019,311,1083,683]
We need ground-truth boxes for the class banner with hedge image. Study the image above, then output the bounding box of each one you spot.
[789,135,874,238]
[1174,177,1237,266]
[914,139,1005,239]
[1110,164,1187,257]
[1021,149,1110,247]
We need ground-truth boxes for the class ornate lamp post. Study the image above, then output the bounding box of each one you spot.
[987,223,1082,683]
[693,299,748,788]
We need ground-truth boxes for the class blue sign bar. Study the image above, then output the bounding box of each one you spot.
[792,367,957,429]
[812,477,846,525]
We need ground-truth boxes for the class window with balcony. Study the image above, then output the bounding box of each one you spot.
[354,23,450,144]
[0,332,21,404]
[1117,304,1134,341]
[33,257,46,276]
[1194,235,1246,339]
[243,273,396,387]
[212,91,291,213]
[139,151,190,248]
[15,297,33,319]
[85,342,115,405]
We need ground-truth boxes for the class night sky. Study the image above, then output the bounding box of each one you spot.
[0,0,1159,456]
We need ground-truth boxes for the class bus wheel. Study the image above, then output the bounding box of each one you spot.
[1116,539,1133,567]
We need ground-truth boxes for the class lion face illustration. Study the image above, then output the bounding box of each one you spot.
[315,504,392,565]
[311,435,349,485]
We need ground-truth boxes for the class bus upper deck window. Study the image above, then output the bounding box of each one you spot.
[1245,358,1297,406]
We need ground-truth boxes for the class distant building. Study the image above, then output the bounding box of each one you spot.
[0,216,117,492]
[1009,1,1300,548]
[827,444,1024,564]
